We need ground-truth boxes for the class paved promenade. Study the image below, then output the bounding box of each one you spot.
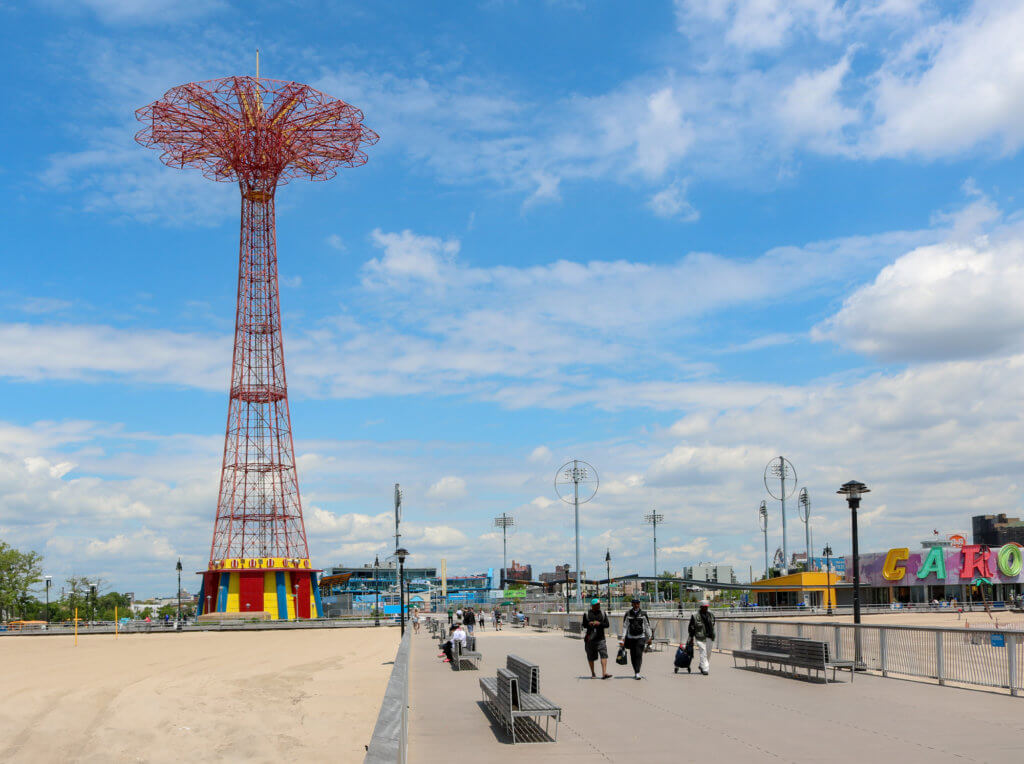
[408,627,1024,762]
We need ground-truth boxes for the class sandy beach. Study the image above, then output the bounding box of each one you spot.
[0,628,399,763]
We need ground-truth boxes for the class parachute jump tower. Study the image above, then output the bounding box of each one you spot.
[136,73,377,619]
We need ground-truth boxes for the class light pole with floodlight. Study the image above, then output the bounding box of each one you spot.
[798,488,811,569]
[838,480,870,670]
[494,513,514,589]
[644,510,664,603]
[373,555,381,626]
[44,576,51,624]
[758,501,769,580]
[555,460,599,610]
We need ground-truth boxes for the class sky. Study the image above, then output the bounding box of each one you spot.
[3,0,1024,597]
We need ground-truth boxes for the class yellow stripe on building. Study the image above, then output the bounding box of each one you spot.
[226,572,240,613]
[264,571,279,620]
[284,572,296,619]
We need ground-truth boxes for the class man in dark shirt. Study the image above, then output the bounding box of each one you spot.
[583,598,612,679]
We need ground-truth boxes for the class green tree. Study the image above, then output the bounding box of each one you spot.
[0,541,43,620]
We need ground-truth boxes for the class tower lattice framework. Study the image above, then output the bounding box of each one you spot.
[137,75,377,618]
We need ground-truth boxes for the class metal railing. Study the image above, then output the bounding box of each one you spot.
[713,618,1023,696]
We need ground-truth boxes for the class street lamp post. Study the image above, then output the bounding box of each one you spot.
[206,594,212,616]
[644,511,664,603]
[395,548,409,636]
[176,558,183,626]
[89,584,97,624]
[374,555,380,627]
[823,544,834,616]
[605,549,612,613]
[758,501,769,579]
[44,576,51,624]
[564,563,570,613]
[838,480,870,670]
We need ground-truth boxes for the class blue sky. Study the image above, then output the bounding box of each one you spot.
[4,0,1024,596]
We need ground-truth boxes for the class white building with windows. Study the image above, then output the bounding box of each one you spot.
[682,563,738,585]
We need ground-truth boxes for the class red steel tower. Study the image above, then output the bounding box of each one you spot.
[136,75,377,619]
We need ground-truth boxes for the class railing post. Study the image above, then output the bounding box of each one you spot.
[936,630,944,685]
[1009,633,1018,697]
[834,625,841,661]
[879,628,888,677]
[796,623,803,639]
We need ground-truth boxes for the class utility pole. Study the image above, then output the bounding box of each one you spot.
[394,483,402,552]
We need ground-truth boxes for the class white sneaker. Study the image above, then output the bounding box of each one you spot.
[634,673,642,680]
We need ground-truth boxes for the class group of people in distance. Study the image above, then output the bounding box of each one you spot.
[583,596,715,680]
[433,597,716,678]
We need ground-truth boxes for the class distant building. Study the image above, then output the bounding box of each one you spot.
[973,514,1024,546]
[539,564,577,584]
[682,563,738,585]
[502,560,532,587]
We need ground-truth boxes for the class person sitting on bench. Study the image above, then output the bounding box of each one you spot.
[441,622,467,663]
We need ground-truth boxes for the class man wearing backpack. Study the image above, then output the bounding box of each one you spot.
[688,600,716,675]
[619,597,652,679]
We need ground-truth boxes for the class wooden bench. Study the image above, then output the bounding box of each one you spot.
[733,634,853,682]
[451,635,482,671]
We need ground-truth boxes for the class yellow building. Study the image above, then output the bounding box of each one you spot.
[749,571,841,609]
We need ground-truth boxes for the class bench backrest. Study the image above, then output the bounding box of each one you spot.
[789,640,828,665]
[506,654,540,694]
[496,668,519,710]
[466,635,476,651]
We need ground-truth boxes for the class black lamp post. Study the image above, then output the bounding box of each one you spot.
[395,548,409,636]
[837,480,869,669]
[44,576,51,624]
[605,549,612,613]
[374,555,380,627]
[823,544,834,616]
[564,563,571,613]
[176,558,183,626]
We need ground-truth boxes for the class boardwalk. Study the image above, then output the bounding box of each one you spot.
[409,627,1024,762]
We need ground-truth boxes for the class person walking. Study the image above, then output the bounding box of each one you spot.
[412,607,421,634]
[583,598,612,679]
[464,607,476,635]
[477,607,485,631]
[494,607,502,630]
[447,606,454,627]
[619,597,652,680]
[688,600,716,675]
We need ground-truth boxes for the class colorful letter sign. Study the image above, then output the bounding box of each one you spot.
[997,543,1023,577]
[959,545,992,580]
[916,546,947,580]
[882,548,909,581]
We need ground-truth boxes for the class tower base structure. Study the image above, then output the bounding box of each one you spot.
[197,558,324,620]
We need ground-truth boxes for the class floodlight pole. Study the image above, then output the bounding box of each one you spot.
[374,555,380,627]
[799,488,811,569]
[176,558,183,626]
[758,501,769,579]
[644,511,664,603]
[573,461,582,608]
[44,576,51,624]
[605,549,612,612]
[394,484,402,552]
[494,513,514,589]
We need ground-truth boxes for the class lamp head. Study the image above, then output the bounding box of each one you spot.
[605,549,611,562]
[395,547,409,563]
[837,480,869,499]
[176,558,183,572]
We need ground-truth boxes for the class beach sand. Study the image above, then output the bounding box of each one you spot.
[0,627,399,763]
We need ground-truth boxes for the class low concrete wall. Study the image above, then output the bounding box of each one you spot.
[365,629,411,764]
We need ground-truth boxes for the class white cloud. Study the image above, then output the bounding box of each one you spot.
[363,229,460,286]
[528,446,553,464]
[326,234,347,252]
[867,2,1024,157]
[815,220,1024,362]
[677,0,844,51]
[426,476,468,500]
[777,51,859,151]
[41,0,225,25]
[648,179,700,221]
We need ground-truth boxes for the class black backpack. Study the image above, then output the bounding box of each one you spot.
[626,610,646,637]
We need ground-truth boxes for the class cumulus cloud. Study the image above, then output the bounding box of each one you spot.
[647,179,700,221]
[528,446,553,464]
[426,476,468,500]
[815,223,1024,362]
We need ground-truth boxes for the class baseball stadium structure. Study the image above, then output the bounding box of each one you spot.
[136,74,378,619]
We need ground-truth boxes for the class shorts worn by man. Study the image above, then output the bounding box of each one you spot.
[583,598,612,679]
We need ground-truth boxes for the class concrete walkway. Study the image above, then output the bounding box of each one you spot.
[409,627,1024,762]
